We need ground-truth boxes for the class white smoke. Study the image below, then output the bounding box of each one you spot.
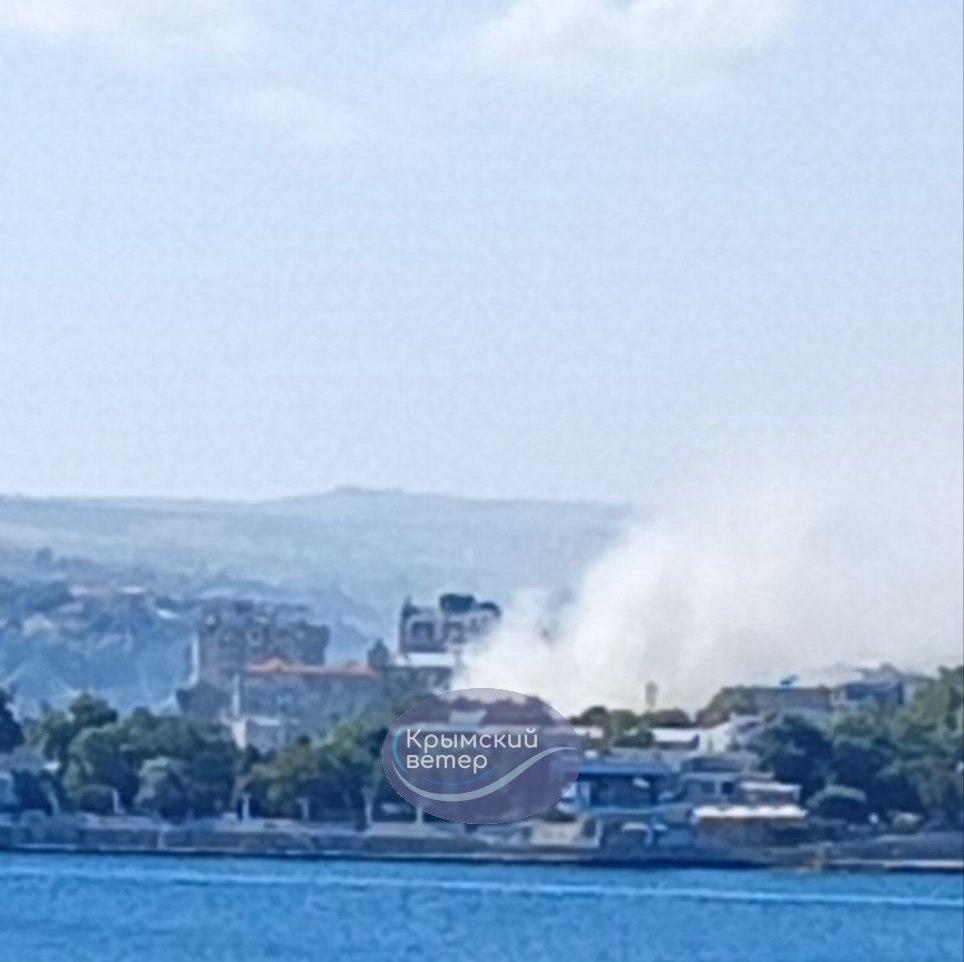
[460,476,964,714]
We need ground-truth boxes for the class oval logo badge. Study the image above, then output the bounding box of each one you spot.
[382,688,582,824]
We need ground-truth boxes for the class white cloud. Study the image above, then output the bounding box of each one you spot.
[477,0,796,86]
[0,2,358,152]
[0,0,255,60]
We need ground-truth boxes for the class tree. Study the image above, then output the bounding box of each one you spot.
[908,667,964,735]
[65,724,139,809]
[0,688,24,754]
[68,693,118,732]
[890,667,964,825]
[639,708,693,729]
[11,770,63,815]
[136,757,189,821]
[827,712,921,816]
[570,706,613,735]
[756,714,833,800]
[46,699,240,818]
[31,693,118,776]
[238,715,386,825]
[29,709,75,776]
[241,741,330,820]
[73,784,116,815]
[182,740,237,816]
[323,718,386,826]
[809,785,869,823]
[697,687,760,727]
[608,709,640,737]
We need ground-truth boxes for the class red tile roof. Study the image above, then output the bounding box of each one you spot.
[245,657,379,679]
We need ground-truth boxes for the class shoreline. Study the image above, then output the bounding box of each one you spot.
[3,838,961,876]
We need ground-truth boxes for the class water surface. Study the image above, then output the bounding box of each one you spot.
[1,853,961,961]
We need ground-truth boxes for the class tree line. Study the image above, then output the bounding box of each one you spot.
[757,667,963,825]
[2,666,961,827]
[570,667,963,825]
[0,690,394,825]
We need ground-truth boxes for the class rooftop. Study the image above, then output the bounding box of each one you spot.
[246,657,379,680]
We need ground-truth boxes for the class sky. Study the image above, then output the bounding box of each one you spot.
[0,0,961,507]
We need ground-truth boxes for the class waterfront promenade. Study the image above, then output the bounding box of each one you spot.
[2,812,962,874]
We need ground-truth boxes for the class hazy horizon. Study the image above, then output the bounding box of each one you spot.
[0,484,631,509]
[0,1,960,509]
[0,2,960,701]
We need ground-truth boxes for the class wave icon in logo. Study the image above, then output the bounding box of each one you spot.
[381,688,582,824]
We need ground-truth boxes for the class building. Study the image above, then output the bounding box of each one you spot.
[830,665,929,713]
[700,685,835,727]
[398,594,501,656]
[701,665,930,730]
[561,757,676,814]
[187,592,500,752]
[177,601,330,720]
[230,658,386,753]
[557,757,696,850]
[191,601,330,689]
[680,771,801,807]
[692,802,807,847]
[382,592,503,700]
[384,650,458,700]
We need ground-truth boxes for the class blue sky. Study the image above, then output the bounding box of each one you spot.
[0,0,961,505]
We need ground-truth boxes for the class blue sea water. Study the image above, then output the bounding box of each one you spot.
[0,853,961,962]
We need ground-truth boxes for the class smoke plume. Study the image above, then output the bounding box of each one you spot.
[460,477,963,715]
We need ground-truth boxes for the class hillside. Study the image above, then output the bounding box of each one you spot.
[0,489,630,710]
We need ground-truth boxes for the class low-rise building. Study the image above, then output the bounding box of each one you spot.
[384,650,457,699]
[398,594,501,656]
[692,802,807,847]
[193,592,500,752]
[230,658,385,752]
[830,665,929,713]
[178,602,331,721]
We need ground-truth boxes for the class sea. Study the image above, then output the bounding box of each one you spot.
[0,853,961,961]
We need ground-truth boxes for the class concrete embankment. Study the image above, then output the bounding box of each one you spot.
[1,817,961,874]
[784,831,964,875]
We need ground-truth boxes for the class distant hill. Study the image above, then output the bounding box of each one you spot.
[0,489,630,710]
[0,489,629,621]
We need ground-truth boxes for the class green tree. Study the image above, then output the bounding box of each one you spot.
[182,740,238,816]
[239,715,386,825]
[11,769,64,815]
[241,741,329,819]
[809,785,869,823]
[72,784,116,815]
[640,708,693,729]
[608,709,640,738]
[0,688,24,754]
[323,718,386,826]
[570,706,613,736]
[29,710,75,776]
[136,757,190,821]
[65,724,139,808]
[909,667,964,734]
[53,701,240,818]
[827,712,921,816]
[890,667,964,825]
[756,714,833,800]
[697,687,761,727]
[68,693,118,732]
[612,726,655,749]
[31,693,119,776]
